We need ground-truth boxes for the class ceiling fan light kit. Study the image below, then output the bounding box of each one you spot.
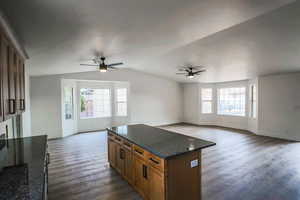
[80,56,123,73]
[176,66,206,79]
[187,74,194,79]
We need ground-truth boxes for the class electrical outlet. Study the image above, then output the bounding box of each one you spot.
[190,159,198,168]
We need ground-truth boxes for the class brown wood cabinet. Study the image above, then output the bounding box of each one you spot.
[107,130,203,200]
[148,167,164,200]
[0,28,26,122]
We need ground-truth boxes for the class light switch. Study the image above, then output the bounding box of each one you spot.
[190,159,198,168]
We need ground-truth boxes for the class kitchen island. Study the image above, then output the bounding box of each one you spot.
[107,124,215,200]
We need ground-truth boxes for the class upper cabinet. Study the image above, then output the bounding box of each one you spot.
[0,28,26,122]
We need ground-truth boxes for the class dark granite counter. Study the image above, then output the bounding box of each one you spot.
[0,135,48,200]
[107,124,215,159]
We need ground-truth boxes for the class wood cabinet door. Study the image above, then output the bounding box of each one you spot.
[108,139,117,168]
[148,167,165,200]
[0,33,4,122]
[134,156,149,199]
[13,52,20,113]
[123,148,133,184]
[18,59,25,112]
[115,144,124,174]
[1,35,17,120]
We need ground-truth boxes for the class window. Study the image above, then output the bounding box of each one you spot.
[116,88,127,116]
[201,88,213,114]
[64,87,73,120]
[250,85,257,118]
[80,88,111,118]
[218,87,246,116]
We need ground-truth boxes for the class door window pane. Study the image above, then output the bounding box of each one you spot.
[64,87,73,120]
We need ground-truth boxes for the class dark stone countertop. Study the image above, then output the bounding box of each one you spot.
[107,124,216,159]
[0,135,48,200]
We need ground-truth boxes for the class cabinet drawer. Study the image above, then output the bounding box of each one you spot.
[133,145,146,159]
[107,132,114,140]
[146,152,165,172]
[114,135,123,144]
[123,140,132,151]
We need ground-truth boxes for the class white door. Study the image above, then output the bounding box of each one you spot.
[61,79,77,137]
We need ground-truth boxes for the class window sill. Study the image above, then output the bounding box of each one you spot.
[80,116,112,120]
[217,114,246,117]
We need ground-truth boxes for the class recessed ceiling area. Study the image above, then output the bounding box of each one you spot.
[0,0,298,82]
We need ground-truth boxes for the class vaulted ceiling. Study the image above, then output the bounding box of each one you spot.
[1,0,299,82]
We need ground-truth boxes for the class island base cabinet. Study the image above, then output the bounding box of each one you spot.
[123,147,133,184]
[107,131,203,200]
[166,151,201,200]
[115,143,124,174]
[108,138,117,168]
[133,157,149,199]
[148,167,165,200]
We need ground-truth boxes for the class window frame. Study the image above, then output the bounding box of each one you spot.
[217,87,246,117]
[201,88,213,114]
[249,84,257,119]
[79,88,112,119]
[115,88,128,117]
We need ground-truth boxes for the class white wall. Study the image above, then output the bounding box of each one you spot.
[31,69,183,139]
[31,76,62,138]
[183,83,200,125]
[257,73,300,141]
[183,80,252,131]
[22,66,32,137]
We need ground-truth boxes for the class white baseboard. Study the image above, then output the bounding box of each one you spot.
[257,130,300,142]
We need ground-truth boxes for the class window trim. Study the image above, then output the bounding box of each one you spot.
[249,84,257,119]
[201,88,213,114]
[217,87,246,117]
[115,88,128,117]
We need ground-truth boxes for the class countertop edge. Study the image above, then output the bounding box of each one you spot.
[106,127,216,160]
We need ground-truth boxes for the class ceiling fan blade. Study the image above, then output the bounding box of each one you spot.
[193,66,205,69]
[176,73,187,75]
[107,62,124,67]
[194,70,206,74]
[107,66,118,70]
[80,64,99,66]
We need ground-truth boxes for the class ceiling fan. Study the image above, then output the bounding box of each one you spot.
[80,56,124,72]
[176,66,206,79]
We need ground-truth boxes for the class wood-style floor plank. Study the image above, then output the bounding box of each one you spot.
[48,124,300,200]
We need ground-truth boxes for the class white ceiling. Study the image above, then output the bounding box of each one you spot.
[1,0,299,82]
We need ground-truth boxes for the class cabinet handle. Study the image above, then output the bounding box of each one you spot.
[142,165,148,179]
[120,149,125,160]
[8,99,16,114]
[47,153,50,165]
[149,158,160,165]
[124,142,131,148]
[135,149,143,155]
[20,99,25,110]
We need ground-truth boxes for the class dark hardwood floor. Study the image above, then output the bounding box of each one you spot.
[48,124,300,200]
